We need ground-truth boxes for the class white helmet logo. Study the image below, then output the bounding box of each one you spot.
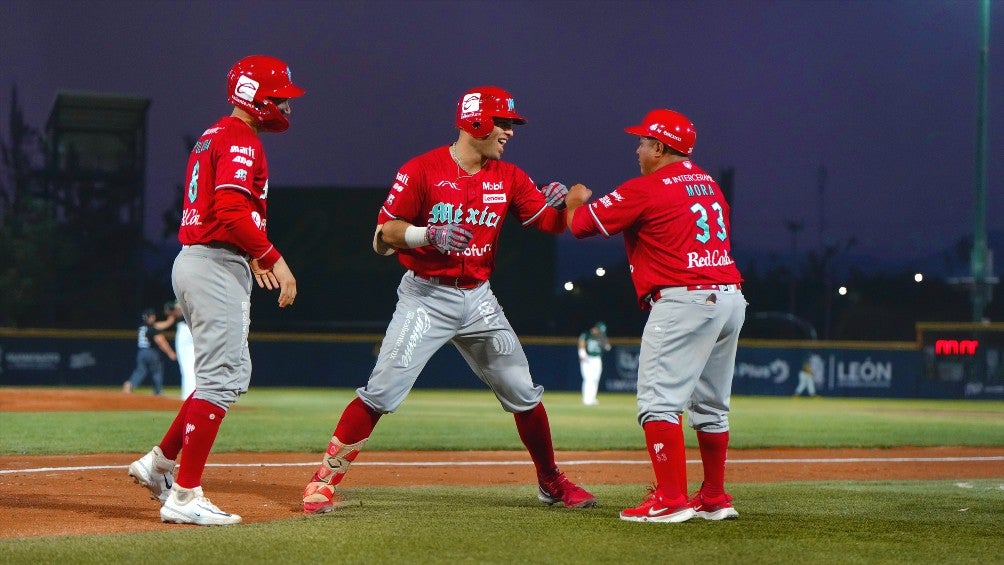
[461,92,482,119]
[235,75,260,102]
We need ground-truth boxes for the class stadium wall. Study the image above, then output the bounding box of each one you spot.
[2,327,1001,399]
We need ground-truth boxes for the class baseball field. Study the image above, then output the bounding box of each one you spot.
[1,386,1001,564]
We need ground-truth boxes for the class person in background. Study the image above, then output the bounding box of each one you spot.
[578,321,611,405]
[794,353,824,397]
[122,308,177,396]
[565,108,745,523]
[165,299,196,400]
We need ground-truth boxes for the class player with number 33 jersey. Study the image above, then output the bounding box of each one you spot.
[566,108,746,524]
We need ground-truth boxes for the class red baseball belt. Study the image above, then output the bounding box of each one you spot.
[414,273,485,290]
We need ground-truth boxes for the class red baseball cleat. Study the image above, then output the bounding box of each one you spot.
[689,489,739,520]
[302,480,345,514]
[538,471,597,508]
[619,485,695,523]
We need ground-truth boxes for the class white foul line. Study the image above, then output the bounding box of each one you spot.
[2,456,1003,475]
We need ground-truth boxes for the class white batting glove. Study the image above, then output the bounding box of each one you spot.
[427,224,474,254]
[541,181,568,210]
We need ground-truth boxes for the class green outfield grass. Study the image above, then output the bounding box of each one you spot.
[1,388,1002,564]
[1,388,1002,455]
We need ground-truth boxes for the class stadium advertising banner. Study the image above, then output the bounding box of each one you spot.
[2,330,1001,399]
[601,345,922,398]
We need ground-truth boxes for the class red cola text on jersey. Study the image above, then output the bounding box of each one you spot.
[569,159,742,308]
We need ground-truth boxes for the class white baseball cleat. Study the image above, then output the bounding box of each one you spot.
[128,446,175,504]
[160,485,242,526]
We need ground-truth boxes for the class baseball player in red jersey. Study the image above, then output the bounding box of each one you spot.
[301,86,596,514]
[566,109,746,523]
[127,55,303,526]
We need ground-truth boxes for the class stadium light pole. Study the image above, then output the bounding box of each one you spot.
[970,0,992,321]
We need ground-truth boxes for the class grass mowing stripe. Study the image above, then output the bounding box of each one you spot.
[1,482,1000,564]
[3,390,1003,454]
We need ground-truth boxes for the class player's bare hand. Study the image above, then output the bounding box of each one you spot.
[256,271,281,290]
[250,259,280,290]
[250,258,268,276]
[427,224,473,254]
[567,183,592,206]
[541,181,569,210]
[270,257,298,307]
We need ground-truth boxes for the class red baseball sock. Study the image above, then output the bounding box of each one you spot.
[174,399,226,489]
[333,396,382,444]
[696,430,730,498]
[643,420,687,500]
[158,394,195,460]
[514,402,558,479]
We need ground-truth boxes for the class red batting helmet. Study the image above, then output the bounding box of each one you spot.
[227,55,305,133]
[624,109,696,155]
[456,86,526,138]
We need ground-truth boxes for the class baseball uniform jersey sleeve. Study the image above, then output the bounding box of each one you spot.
[178,116,281,269]
[570,159,742,308]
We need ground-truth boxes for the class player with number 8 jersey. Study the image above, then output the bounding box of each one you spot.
[179,118,276,264]
[128,55,303,527]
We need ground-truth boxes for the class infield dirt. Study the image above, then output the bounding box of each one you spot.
[2,388,1001,539]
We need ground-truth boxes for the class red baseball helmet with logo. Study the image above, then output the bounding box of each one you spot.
[227,55,305,132]
[456,86,527,139]
[624,109,696,155]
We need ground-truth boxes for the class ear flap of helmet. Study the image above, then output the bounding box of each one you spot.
[463,115,495,138]
[256,98,290,133]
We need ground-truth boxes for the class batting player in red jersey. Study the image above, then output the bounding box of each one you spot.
[301,86,596,514]
[566,109,746,523]
[128,55,303,526]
